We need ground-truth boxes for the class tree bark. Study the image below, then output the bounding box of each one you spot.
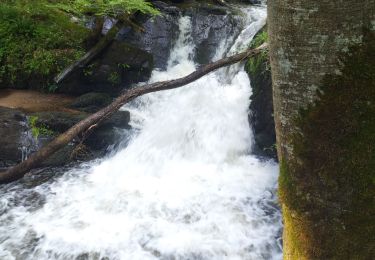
[268,0,375,259]
[54,21,120,84]
[0,44,266,184]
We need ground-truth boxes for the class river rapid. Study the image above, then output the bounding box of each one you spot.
[0,5,282,260]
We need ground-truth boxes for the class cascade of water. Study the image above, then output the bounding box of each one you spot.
[0,6,281,260]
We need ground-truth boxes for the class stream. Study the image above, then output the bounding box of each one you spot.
[0,5,282,260]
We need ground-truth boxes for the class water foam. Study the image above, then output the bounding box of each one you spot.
[0,7,281,260]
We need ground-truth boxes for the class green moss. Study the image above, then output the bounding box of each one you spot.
[0,0,89,90]
[250,30,268,49]
[108,71,121,85]
[246,30,269,77]
[280,29,375,259]
[28,115,54,139]
[52,0,160,17]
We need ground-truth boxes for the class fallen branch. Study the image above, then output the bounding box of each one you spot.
[0,43,267,184]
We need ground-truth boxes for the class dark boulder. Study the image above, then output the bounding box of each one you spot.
[151,1,181,14]
[248,65,276,159]
[60,42,153,95]
[31,112,86,133]
[240,0,262,4]
[70,92,112,113]
[246,28,277,159]
[187,3,241,64]
[40,144,77,167]
[118,5,180,69]
[31,110,131,152]
[118,1,242,67]
[249,0,262,5]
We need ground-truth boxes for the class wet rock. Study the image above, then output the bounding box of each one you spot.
[187,3,241,64]
[118,7,180,69]
[32,112,86,133]
[246,29,277,159]
[118,0,241,67]
[248,64,274,156]
[32,110,130,132]
[41,144,76,167]
[248,0,262,5]
[238,0,262,4]
[60,42,153,95]
[70,92,112,113]
[152,1,181,14]
[0,107,28,166]
[31,110,131,153]
[95,41,153,86]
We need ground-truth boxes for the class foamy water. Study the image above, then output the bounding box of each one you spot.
[0,6,281,260]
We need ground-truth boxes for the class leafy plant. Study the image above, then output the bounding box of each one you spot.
[83,63,96,76]
[108,71,121,85]
[28,116,54,139]
[246,30,270,75]
[118,63,130,69]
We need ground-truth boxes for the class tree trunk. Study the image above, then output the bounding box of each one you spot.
[268,0,375,259]
[0,44,266,184]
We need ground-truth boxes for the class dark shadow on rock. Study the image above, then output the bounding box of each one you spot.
[0,107,34,167]
[59,42,153,95]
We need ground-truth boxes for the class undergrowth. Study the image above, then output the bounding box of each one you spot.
[0,0,159,91]
[0,0,89,91]
[28,115,54,139]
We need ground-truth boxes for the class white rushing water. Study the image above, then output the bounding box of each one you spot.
[0,6,282,260]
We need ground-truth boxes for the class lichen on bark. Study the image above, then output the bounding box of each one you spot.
[279,30,375,259]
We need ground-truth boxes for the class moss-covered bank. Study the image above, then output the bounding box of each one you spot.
[279,30,375,259]
[0,0,89,91]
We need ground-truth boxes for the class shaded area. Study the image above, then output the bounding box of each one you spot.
[245,28,276,159]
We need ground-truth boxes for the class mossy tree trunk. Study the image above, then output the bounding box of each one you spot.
[268,0,375,259]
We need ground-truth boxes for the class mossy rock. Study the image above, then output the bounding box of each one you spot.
[0,1,88,91]
[31,112,87,133]
[245,27,276,159]
[30,110,131,154]
[60,41,153,95]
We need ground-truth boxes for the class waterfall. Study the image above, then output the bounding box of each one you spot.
[0,6,282,260]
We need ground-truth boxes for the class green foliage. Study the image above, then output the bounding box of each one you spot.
[83,63,96,76]
[28,115,54,139]
[0,0,88,90]
[108,71,121,85]
[0,0,158,90]
[246,30,269,76]
[53,0,160,18]
[249,30,268,49]
[246,50,269,75]
[118,63,130,69]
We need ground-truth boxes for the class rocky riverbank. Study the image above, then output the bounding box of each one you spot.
[0,89,131,168]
